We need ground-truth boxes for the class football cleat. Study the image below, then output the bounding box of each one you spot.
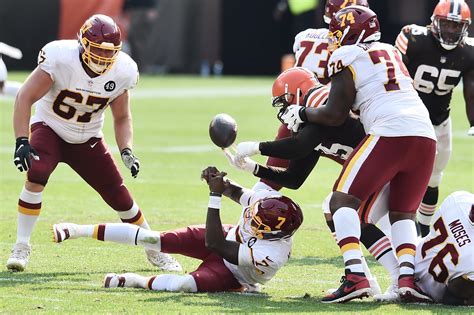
[326,276,380,296]
[6,243,31,272]
[398,275,432,303]
[373,283,399,302]
[146,249,182,272]
[322,270,372,303]
[104,273,139,288]
[52,223,79,243]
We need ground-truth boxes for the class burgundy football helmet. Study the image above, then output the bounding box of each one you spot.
[243,195,303,240]
[324,0,370,24]
[431,0,471,50]
[78,14,122,75]
[328,5,381,51]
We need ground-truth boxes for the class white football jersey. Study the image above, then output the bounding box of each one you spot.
[224,189,292,290]
[327,42,435,140]
[293,28,330,81]
[415,191,474,302]
[31,40,139,144]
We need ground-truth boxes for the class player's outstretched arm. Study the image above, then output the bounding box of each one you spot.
[462,70,474,136]
[203,169,240,265]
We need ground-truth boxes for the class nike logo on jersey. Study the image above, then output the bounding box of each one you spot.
[90,141,99,149]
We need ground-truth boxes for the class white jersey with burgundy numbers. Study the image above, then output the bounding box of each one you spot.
[293,28,330,81]
[223,189,292,290]
[327,42,435,140]
[415,191,474,302]
[31,40,139,144]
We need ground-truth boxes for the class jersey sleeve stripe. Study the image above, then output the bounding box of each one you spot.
[395,33,408,54]
[308,90,329,108]
[305,86,329,108]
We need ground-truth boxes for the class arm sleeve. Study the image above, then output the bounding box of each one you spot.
[254,151,319,189]
[259,123,324,160]
[37,42,57,81]
[327,45,359,77]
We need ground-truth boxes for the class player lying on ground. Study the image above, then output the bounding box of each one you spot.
[226,67,399,302]
[414,191,474,306]
[6,14,180,272]
[52,167,303,293]
[281,6,436,303]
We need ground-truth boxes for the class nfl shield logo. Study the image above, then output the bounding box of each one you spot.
[440,56,447,63]
[88,80,94,87]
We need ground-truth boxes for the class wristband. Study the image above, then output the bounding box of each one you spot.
[208,195,222,209]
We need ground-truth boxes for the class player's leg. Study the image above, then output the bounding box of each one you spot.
[389,137,436,302]
[417,118,452,237]
[103,273,198,292]
[322,135,396,303]
[252,124,291,191]
[63,138,181,271]
[6,123,61,271]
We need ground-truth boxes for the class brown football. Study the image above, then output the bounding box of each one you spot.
[209,113,237,148]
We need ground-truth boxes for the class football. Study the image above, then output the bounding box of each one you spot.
[209,113,237,148]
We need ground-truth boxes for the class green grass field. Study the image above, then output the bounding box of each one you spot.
[0,73,472,313]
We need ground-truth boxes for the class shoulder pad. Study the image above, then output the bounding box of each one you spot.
[116,52,139,89]
[328,45,363,77]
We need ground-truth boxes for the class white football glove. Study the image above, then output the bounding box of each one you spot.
[121,148,140,178]
[281,105,304,132]
[468,126,474,136]
[235,141,260,159]
[223,148,257,173]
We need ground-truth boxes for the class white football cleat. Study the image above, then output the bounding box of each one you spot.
[104,273,139,288]
[6,243,31,272]
[374,283,399,302]
[146,249,182,272]
[52,223,79,243]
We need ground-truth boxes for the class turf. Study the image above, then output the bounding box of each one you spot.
[0,73,472,313]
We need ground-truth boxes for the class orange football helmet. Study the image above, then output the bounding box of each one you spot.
[78,14,122,75]
[272,67,322,123]
[431,0,471,50]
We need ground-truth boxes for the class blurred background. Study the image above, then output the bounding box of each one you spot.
[1,0,474,76]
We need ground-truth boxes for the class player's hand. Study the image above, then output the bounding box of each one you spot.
[13,137,39,172]
[121,148,140,178]
[281,105,304,132]
[468,126,474,136]
[207,171,227,194]
[223,148,257,173]
[201,166,219,183]
[235,141,260,159]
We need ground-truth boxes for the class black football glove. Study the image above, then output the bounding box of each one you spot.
[121,148,140,178]
[14,137,39,172]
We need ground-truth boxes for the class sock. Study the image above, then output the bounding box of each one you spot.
[90,223,161,251]
[361,224,400,283]
[117,201,150,229]
[417,187,438,236]
[391,219,417,278]
[16,187,42,244]
[149,274,197,292]
[334,207,364,274]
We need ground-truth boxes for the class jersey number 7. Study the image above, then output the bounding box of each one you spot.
[368,49,410,92]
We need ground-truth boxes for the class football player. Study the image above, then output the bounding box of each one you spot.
[415,191,474,306]
[395,0,474,237]
[257,0,370,193]
[281,6,436,303]
[52,167,303,293]
[227,67,400,302]
[0,42,23,97]
[6,14,180,272]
